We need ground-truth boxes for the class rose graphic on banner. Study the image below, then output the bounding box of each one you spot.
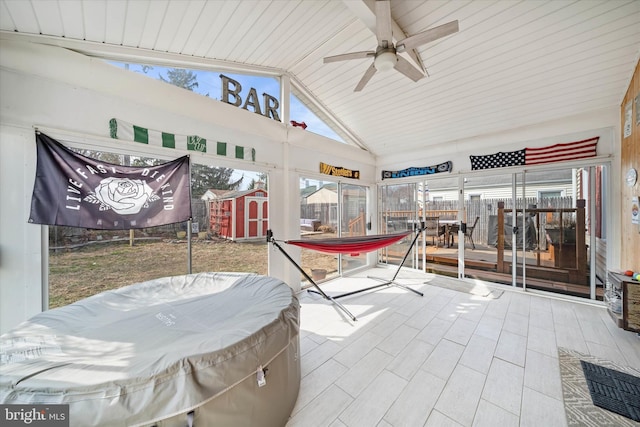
[29,132,192,230]
[86,177,158,214]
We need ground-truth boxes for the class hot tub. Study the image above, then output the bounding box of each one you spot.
[0,272,300,427]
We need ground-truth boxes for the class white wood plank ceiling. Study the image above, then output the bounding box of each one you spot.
[1,0,638,158]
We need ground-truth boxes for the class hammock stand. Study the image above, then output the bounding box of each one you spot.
[267,226,425,321]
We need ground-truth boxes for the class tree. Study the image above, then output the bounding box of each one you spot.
[248,172,268,190]
[190,164,243,198]
[131,157,164,167]
[72,149,123,165]
[156,69,238,196]
[159,68,199,91]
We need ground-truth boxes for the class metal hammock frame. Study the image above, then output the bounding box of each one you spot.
[267,227,424,321]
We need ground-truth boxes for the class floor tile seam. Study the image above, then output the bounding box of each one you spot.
[496,325,529,340]
[374,342,410,359]
[552,319,585,335]
[333,380,360,401]
[457,358,493,377]
[417,337,465,365]
[434,372,486,427]
[493,353,526,368]
[428,409,466,427]
[374,328,421,358]
[289,381,354,422]
[378,368,442,427]
[552,339,592,357]
[367,326,412,341]
[527,320,557,333]
[481,311,509,321]
[470,329,502,342]
[486,327,528,351]
[327,354,351,374]
[476,397,522,424]
[335,367,408,414]
[524,346,561,363]
[488,354,528,373]
[584,338,624,356]
[527,326,559,352]
[461,335,499,356]
[288,372,338,418]
[521,384,566,408]
[477,367,524,420]
[412,334,444,346]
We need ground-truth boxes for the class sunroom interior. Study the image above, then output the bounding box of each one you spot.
[0,1,639,426]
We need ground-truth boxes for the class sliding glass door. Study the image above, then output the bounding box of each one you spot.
[460,165,607,300]
[514,166,606,299]
[299,177,369,285]
[340,183,368,273]
[378,162,608,301]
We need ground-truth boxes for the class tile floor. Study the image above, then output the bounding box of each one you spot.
[285,267,640,427]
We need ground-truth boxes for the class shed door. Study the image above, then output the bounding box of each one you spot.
[246,197,268,238]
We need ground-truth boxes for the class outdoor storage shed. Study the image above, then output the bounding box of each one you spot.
[209,188,268,241]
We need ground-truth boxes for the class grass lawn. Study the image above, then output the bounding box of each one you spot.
[48,236,338,308]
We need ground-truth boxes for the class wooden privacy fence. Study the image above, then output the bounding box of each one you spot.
[382,197,574,246]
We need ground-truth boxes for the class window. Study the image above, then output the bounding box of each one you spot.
[108,61,281,121]
[539,190,563,199]
[109,60,356,145]
[290,94,344,142]
[48,147,267,309]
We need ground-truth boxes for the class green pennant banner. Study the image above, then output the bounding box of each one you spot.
[109,118,256,162]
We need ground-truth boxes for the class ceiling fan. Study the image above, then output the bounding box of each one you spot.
[323,0,458,91]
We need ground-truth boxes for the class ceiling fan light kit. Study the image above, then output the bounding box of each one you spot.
[323,0,459,91]
[374,49,396,72]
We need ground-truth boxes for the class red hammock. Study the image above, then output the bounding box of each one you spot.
[267,229,423,321]
[284,231,411,255]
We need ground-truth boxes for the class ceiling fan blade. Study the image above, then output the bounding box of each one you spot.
[396,20,459,52]
[375,0,393,47]
[394,55,424,82]
[354,63,377,92]
[323,51,375,63]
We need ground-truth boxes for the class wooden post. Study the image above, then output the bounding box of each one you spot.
[497,202,505,273]
[129,229,134,246]
[575,199,587,284]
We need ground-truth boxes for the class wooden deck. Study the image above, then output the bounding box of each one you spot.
[383,242,602,300]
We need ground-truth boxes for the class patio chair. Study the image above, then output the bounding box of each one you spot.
[447,223,459,247]
[464,216,480,249]
[425,216,445,247]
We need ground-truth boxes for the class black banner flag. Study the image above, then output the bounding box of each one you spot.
[29,133,192,230]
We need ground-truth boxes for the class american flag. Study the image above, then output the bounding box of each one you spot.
[470,137,599,170]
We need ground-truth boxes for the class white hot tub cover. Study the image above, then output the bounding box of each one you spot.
[0,272,300,427]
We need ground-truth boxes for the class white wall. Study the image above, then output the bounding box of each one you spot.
[0,125,45,332]
[0,40,376,333]
[378,112,619,175]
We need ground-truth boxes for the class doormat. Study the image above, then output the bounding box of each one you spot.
[559,347,640,427]
[580,360,640,422]
[425,279,503,299]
